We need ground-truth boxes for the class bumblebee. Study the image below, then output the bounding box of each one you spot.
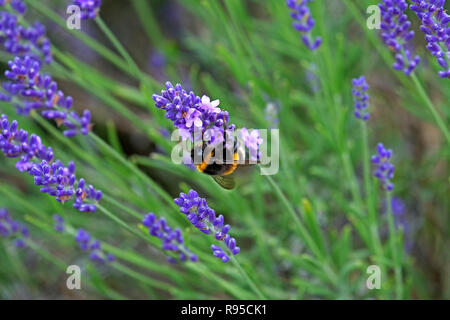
[191,139,251,190]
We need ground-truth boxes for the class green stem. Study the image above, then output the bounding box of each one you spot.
[386,192,403,299]
[112,262,179,295]
[94,16,142,81]
[23,0,131,76]
[342,0,444,122]
[341,151,363,209]
[361,123,383,255]
[264,174,324,261]
[230,255,266,299]
[411,73,450,146]
[27,242,126,299]
[101,194,143,220]
[96,204,155,246]
[89,133,180,216]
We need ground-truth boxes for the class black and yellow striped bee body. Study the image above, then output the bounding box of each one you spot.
[191,140,241,190]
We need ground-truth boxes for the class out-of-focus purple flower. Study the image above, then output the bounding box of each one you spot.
[149,50,166,70]
[0,0,27,15]
[75,229,114,263]
[390,197,408,232]
[239,128,263,161]
[381,197,413,251]
[0,12,52,63]
[0,0,26,15]
[159,127,170,139]
[0,208,29,248]
[152,82,234,144]
[174,190,240,263]
[72,0,102,20]
[371,143,395,191]
[2,56,92,137]
[142,212,197,263]
[182,153,196,171]
[53,214,65,233]
[351,76,370,121]
[305,64,320,93]
[1,114,102,212]
[410,0,450,78]
[379,0,421,75]
[148,50,167,81]
[286,0,322,50]
[265,102,280,129]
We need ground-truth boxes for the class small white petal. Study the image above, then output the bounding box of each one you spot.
[194,118,202,127]
[201,95,210,104]
[211,99,220,108]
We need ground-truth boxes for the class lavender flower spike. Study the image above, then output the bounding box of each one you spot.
[75,229,115,264]
[0,12,52,63]
[1,114,102,212]
[142,213,197,263]
[53,214,65,233]
[72,0,102,20]
[2,56,91,137]
[152,82,234,145]
[153,82,263,165]
[286,0,322,50]
[174,190,240,263]
[372,143,395,191]
[379,0,421,75]
[351,76,370,121]
[0,0,26,15]
[410,0,450,78]
[0,208,29,248]
[239,128,263,161]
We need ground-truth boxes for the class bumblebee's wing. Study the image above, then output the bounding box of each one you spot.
[212,175,236,190]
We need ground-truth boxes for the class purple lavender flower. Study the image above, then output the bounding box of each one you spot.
[410,0,450,78]
[351,76,370,121]
[305,63,320,93]
[379,0,421,75]
[2,56,91,137]
[390,197,408,232]
[148,50,167,81]
[72,0,102,20]
[0,12,52,63]
[371,143,395,191]
[265,102,280,129]
[149,50,166,70]
[0,0,26,15]
[72,178,103,212]
[174,190,240,263]
[1,114,102,212]
[142,213,197,263]
[381,197,413,251]
[152,82,234,145]
[211,245,230,263]
[239,128,263,161]
[75,229,114,263]
[53,214,65,233]
[0,208,29,248]
[153,82,263,167]
[286,0,322,50]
